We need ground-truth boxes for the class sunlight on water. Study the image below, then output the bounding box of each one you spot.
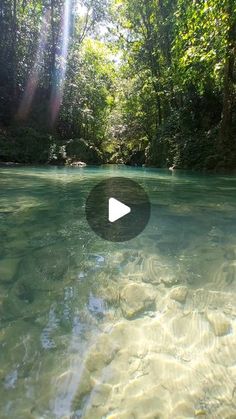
[0,165,236,418]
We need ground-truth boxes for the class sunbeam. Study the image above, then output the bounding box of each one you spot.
[50,0,72,125]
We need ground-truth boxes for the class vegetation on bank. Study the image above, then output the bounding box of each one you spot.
[0,0,235,170]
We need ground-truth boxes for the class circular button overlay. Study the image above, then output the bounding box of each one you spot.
[86,177,151,242]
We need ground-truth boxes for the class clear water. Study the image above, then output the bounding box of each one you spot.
[0,165,236,418]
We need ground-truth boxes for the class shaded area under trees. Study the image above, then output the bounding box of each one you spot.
[0,0,235,170]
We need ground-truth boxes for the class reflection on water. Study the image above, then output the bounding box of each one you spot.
[0,166,236,418]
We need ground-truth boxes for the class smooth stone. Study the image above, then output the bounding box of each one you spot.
[206,310,231,336]
[120,283,156,319]
[170,286,188,303]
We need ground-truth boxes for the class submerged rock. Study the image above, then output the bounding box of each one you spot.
[170,286,188,303]
[206,310,231,336]
[120,283,156,319]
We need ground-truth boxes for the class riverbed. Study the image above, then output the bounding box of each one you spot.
[0,165,236,418]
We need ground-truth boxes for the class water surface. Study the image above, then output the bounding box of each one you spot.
[1,165,236,418]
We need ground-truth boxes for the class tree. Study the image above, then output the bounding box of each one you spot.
[219,0,236,148]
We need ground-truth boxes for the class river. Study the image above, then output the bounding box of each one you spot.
[0,165,236,418]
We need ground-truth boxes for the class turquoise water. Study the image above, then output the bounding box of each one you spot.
[1,165,236,418]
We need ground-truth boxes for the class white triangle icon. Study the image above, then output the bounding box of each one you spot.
[108,198,131,223]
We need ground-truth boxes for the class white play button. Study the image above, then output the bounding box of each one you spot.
[108,197,131,223]
[86,177,150,242]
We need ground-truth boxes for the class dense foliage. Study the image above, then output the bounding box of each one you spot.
[0,0,235,169]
